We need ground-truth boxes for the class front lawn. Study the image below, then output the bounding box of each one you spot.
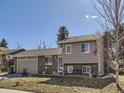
[0,75,121,93]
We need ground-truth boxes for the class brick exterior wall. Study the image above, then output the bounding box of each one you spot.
[38,55,58,74]
[64,63,98,75]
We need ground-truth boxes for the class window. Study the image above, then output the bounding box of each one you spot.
[82,66,91,74]
[67,66,73,73]
[65,45,72,54]
[81,43,90,53]
[45,57,53,65]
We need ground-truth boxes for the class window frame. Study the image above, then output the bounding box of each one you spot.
[67,65,73,73]
[45,56,53,65]
[82,66,91,74]
[81,42,90,53]
[65,44,72,54]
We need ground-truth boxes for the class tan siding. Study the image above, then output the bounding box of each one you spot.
[62,41,98,64]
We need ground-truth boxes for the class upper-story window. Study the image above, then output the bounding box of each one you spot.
[65,45,72,54]
[81,43,90,53]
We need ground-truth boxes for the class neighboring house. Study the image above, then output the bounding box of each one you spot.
[59,34,104,76]
[0,49,25,73]
[14,48,62,74]
[0,47,9,72]
[0,47,8,51]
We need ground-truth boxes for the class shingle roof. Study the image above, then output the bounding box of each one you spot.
[13,48,62,57]
[0,47,8,51]
[59,34,97,44]
[0,49,25,55]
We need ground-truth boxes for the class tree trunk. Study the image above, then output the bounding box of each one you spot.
[115,66,123,92]
[116,63,120,86]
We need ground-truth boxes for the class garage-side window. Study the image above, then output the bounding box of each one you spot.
[45,57,52,65]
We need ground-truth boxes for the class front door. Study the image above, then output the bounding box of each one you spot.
[58,56,63,73]
[10,65,15,73]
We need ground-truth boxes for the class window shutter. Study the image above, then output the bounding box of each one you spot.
[87,43,90,52]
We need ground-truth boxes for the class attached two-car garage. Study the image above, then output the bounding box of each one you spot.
[17,56,38,74]
[14,48,62,74]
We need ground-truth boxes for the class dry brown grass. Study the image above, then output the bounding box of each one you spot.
[0,75,121,93]
[119,75,124,90]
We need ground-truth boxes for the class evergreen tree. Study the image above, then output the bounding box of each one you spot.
[57,26,69,47]
[0,38,8,48]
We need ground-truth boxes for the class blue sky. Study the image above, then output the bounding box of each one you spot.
[0,0,100,49]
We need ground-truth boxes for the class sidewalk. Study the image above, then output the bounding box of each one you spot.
[0,89,34,93]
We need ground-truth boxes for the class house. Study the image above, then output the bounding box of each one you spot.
[0,47,9,72]
[0,47,8,51]
[0,49,25,73]
[59,34,104,76]
[14,48,62,74]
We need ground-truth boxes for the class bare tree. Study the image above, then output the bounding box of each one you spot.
[43,41,46,49]
[17,42,23,49]
[37,40,42,49]
[94,0,124,87]
[37,40,52,49]
[48,43,52,48]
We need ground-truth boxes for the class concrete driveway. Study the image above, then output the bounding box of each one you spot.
[0,73,21,78]
[0,89,34,93]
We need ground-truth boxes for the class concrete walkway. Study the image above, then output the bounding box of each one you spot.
[0,89,34,93]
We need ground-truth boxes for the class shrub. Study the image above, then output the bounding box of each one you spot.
[21,68,28,77]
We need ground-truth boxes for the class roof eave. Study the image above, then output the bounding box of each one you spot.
[59,39,97,44]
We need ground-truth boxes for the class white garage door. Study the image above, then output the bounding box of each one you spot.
[17,56,38,74]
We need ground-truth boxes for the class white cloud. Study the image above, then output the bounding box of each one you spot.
[91,15,97,19]
[85,15,89,18]
[85,15,97,19]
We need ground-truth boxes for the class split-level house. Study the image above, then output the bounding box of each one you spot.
[12,34,105,76]
[59,34,104,76]
[14,48,62,74]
